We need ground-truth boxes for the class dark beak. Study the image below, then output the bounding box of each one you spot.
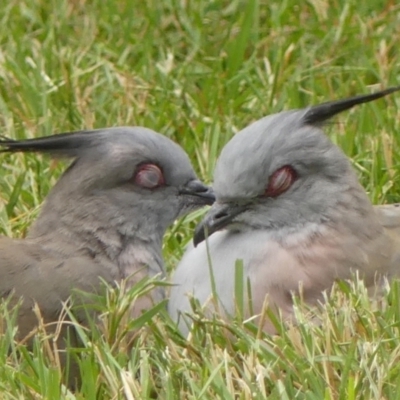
[180,179,215,206]
[193,203,246,247]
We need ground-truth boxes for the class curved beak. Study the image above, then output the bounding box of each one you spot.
[193,203,246,247]
[179,179,215,206]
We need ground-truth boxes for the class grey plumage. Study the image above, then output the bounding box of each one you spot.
[0,126,214,340]
[169,87,400,335]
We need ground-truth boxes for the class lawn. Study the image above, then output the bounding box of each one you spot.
[0,0,400,398]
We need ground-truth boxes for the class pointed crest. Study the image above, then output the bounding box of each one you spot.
[303,86,400,125]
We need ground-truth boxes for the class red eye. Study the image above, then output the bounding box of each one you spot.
[264,165,297,197]
[133,164,165,189]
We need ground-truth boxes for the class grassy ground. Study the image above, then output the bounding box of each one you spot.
[0,0,399,398]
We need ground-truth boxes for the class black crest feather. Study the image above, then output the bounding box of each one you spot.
[0,130,99,157]
[303,86,400,125]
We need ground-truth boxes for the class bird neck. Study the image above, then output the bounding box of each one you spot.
[26,198,166,277]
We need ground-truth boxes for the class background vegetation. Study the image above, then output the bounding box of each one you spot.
[0,0,399,398]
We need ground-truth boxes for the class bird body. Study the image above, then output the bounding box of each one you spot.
[169,203,397,333]
[0,126,214,340]
[169,87,400,334]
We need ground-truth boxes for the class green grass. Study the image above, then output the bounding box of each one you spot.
[0,0,400,398]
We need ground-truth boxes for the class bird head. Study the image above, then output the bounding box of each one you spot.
[194,86,400,246]
[0,127,215,240]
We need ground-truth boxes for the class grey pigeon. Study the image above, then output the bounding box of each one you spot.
[0,126,214,341]
[169,87,400,334]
